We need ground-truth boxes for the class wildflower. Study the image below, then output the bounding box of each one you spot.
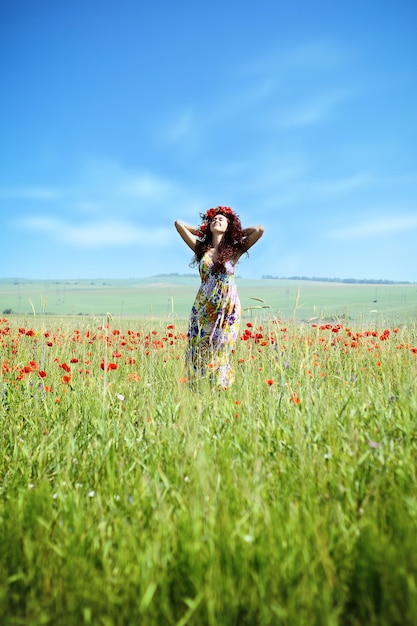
[266,379,274,386]
[290,392,300,405]
[100,361,118,371]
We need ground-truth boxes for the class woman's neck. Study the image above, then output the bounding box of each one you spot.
[211,233,223,249]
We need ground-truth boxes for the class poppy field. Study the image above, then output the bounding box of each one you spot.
[1,313,417,625]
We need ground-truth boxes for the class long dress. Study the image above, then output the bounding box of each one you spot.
[186,252,241,388]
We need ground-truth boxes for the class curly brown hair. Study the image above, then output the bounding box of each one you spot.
[191,207,249,274]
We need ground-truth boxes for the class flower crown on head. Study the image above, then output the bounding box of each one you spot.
[197,206,234,238]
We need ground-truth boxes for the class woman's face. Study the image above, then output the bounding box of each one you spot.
[210,214,229,234]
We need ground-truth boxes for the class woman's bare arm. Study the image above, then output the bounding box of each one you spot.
[232,225,264,263]
[232,225,264,262]
[242,225,265,250]
[174,220,198,252]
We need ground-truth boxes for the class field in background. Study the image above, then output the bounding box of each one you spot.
[1,276,417,323]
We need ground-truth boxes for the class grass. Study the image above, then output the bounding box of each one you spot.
[1,314,417,625]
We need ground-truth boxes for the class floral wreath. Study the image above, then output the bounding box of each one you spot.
[197,206,234,238]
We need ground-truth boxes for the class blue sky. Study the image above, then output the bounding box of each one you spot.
[1,0,416,281]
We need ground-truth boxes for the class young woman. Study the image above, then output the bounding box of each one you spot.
[174,205,264,388]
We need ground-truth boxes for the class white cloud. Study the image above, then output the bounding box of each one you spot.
[162,109,197,144]
[15,215,174,248]
[270,89,351,130]
[239,41,352,79]
[120,172,179,201]
[329,214,417,240]
[312,173,373,197]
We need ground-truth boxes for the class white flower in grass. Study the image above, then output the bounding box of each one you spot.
[28,483,34,489]
[117,393,125,401]
[88,490,95,498]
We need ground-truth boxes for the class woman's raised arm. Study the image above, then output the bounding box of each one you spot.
[242,225,265,251]
[174,220,198,252]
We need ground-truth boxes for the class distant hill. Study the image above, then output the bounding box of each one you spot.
[261,275,414,285]
[0,274,414,286]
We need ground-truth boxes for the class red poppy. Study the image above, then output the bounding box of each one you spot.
[290,393,300,404]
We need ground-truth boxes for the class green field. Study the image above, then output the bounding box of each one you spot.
[1,277,417,323]
[1,314,417,625]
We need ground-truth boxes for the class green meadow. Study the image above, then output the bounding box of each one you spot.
[1,277,416,322]
[1,279,417,625]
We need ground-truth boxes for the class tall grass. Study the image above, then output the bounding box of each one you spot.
[1,315,417,625]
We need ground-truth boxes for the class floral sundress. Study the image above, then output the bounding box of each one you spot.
[186,253,241,388]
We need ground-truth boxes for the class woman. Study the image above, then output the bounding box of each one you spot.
[175,205,264,388]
